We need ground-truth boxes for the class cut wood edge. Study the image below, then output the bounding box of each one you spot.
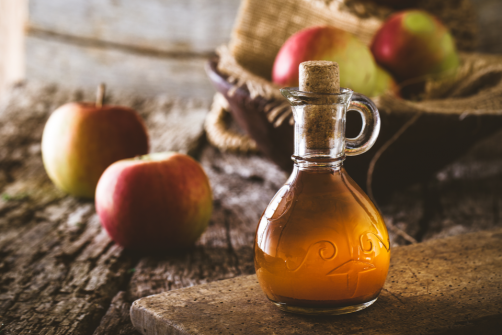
[131,299,193,335]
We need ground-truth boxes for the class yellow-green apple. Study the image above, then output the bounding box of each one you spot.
[371,10,459,83]
[371,65,399,97]
[41,85,149,198]
[272,25,378,96]
[95,152,213,252]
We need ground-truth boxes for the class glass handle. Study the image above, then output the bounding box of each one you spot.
[345,93,381,156]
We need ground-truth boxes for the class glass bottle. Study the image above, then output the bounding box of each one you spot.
[254,61,390,315]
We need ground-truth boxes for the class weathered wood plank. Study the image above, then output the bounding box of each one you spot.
[0,82,209,335]
[121,131,502,334]
[92,291,138,335]
[1,82,502,335]
[0,0,25,94]
[25,35,216,99]
[131,228,502,335]
[379,128,502,246]
[92,147,287,335]
[3,0,240,99]
[124,147,286,303]
[4,0,501,100]
[28,0,240,55]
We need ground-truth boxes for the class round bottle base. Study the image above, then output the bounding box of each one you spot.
[270,297,378,316]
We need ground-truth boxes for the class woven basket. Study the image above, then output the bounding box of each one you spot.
[205,0,502,200]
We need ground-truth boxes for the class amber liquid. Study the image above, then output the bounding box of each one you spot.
[254,166,390,311]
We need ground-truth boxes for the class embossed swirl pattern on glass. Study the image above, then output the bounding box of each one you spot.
[255,167,389,311]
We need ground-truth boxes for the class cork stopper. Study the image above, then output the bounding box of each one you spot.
[296,61,342,154]
[299,61,340,94]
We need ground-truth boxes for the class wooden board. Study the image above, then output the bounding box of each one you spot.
[0,82,502,334]
[0,0,25,93]
[1,0,501,99]
[0,82,285,334]
[0,82,212,335]
[28,0,241,54]
[25,35,216,99]
[131,228,502,335]
[1,0,241,99]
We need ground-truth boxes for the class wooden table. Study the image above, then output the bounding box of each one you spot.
[131,228,502,335]
[0,83,501,334]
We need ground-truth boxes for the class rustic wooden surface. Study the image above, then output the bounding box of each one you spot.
[28,0,241,55]
[131,228,502,335]
[0,0,241,99]
[0,3,500,334]
[0,82,501,334]
[0,0,25,93]
[0,83,209,334]
[2,0,501,99]
[0,82,282,334]
[25,34,215,100]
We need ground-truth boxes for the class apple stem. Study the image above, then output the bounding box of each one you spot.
[96,83,106,107]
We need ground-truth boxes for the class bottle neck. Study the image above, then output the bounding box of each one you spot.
[291,104,346,170]
[293,155,344,170]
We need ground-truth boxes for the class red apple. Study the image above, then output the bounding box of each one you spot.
[95,152,213,251]
[371,10,459,83]
[272,26,378,96]
[41,85,149,198]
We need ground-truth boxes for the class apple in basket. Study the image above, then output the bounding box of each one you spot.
[371,10,460,83]
[95,152,213,252]
[272,25,394,97]
[41,84,149,199]
[373,64,399,97]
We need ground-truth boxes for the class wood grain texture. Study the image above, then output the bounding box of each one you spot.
[131,228,502,335]
[0,82,501,334]
[379,127,502,245]
[0,0,26,94]
[24,35,216,99]
[0,82,285,334]
[3,0,501,99]
[0,2,500,334]
[0,82,209,334]
[28,0,240,55]
[2,0,240,99]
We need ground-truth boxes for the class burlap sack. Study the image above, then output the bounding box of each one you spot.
[228,0,477,80]
[205,0,502,199]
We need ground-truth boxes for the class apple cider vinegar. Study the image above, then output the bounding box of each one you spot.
[254,61,390,315]
[255,167,389,312]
